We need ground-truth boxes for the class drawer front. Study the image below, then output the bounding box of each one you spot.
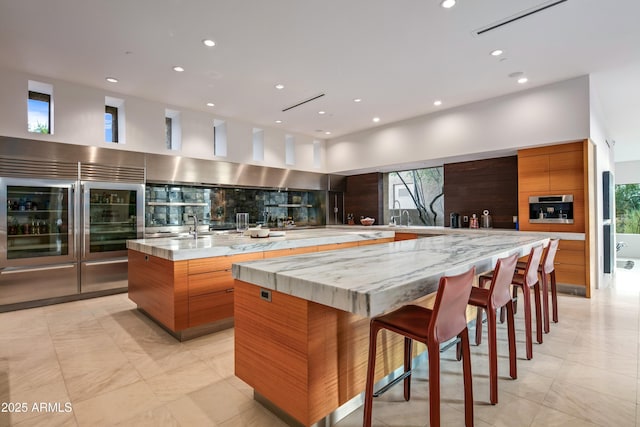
[318,241,359,252]
[559,240,585,252]
[263,246,318,259]
[188,252,263,274]
[188,290,234,327]
[358,237,394,246]
[555,264,586,286]
[189,270,234,297]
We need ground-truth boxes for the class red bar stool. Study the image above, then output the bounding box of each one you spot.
[516,239,559,333]
[363,267,475,427]
[468,253,518,405]
[479,245,544,360]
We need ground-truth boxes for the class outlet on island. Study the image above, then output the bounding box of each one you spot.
[463,215,469,223]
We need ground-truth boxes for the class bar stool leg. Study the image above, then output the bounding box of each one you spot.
[534,283,543,344]
[460,329,474,427]
[427,341,441,427]
[487,307,498,405]
[541,271,550,334]
[403,337,412,401]
[363,324,379,427]
[506,300,517,380]
[522,286,533,360]
[551,271,558,323]
[475,307,484,346]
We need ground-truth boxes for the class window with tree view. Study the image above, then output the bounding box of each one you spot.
[386,167,444,226]
[28,91,51,134]
[616,183,640,234]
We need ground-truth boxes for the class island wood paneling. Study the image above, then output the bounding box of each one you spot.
[128,250,189,331]
[344,173,383,224]
[234,280,340,426]
[444,156,518,229]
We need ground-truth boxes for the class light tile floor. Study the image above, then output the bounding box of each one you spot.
[1,261,639,427]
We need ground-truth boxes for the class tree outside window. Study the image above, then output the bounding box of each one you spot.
[387,167,444,226]
[28,91,50,134]
[616,184,640,234]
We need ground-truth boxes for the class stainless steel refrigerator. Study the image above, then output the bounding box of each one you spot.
[1,158,144,308]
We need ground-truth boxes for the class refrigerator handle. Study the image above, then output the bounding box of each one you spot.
[1,264,76,275]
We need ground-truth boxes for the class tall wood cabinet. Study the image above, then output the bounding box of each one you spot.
[517,140,594,297]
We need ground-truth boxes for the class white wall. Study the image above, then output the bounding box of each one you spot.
[589,76,616,288]
[327,76,591,174]
[0,67,326,173]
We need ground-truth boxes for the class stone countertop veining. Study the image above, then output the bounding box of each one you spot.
[232,232,549,318]
[126,229,395,261]
[328,225,585,241]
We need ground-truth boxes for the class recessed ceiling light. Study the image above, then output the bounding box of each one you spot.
[490,49,504,56]
[202,39,216,47]
[105,77,118,83]
[206,102,215,107]
[275,84,284,90]
[173,66,185,72]
[372,117,380,123]
[518,77,529,84]
[275,120,283,124]
[440,0,456,8]
[318,111,326,115]
[433,100,442,106]
[325,131,331,135]
[353,98,362,103]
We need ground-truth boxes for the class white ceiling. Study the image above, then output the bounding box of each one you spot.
[0,0,638,162]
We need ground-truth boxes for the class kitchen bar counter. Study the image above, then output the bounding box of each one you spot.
[127,228,395,261]
[126,229,395,339]
[328,224,585,241]
[232,232,548,318]
[232,232,549,426]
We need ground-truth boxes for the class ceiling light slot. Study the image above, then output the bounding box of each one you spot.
[282,93,325,112]
[474,0,568,36]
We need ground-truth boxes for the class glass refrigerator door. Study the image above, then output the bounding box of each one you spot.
[83,183,144,259]
[2,179,75,266]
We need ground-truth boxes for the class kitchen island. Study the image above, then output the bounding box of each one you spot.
[126,229,395,339]
[231,232,549,426]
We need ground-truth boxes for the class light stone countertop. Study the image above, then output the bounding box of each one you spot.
[126,229,395,261]
[232,232,549,318]
[328,224,585,241]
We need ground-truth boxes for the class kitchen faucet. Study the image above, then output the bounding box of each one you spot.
[402,210,411,227]
[391,200,402,226]
[188,214,199,240]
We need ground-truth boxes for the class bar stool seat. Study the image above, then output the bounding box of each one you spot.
[363,267,476,427]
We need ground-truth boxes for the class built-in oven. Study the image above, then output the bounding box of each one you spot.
[528,194,574,224]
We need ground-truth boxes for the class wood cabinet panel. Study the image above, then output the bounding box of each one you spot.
[235,280,339,425]
[558,240,585,252]
[318,241,360,251]
[188,289,234,327]
[263,246,318,259]
[556,249,586,266]
[189,270,234,297]
[549,151,583,191]
[394,232,418,241]
[555,264,586,286]
[518,155,550,192]
[357,237,394,245]
[188,252,263,274]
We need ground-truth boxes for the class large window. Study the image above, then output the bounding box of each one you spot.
[386,167,444,226]
[105,105,119,143]
[616,183,640,234]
